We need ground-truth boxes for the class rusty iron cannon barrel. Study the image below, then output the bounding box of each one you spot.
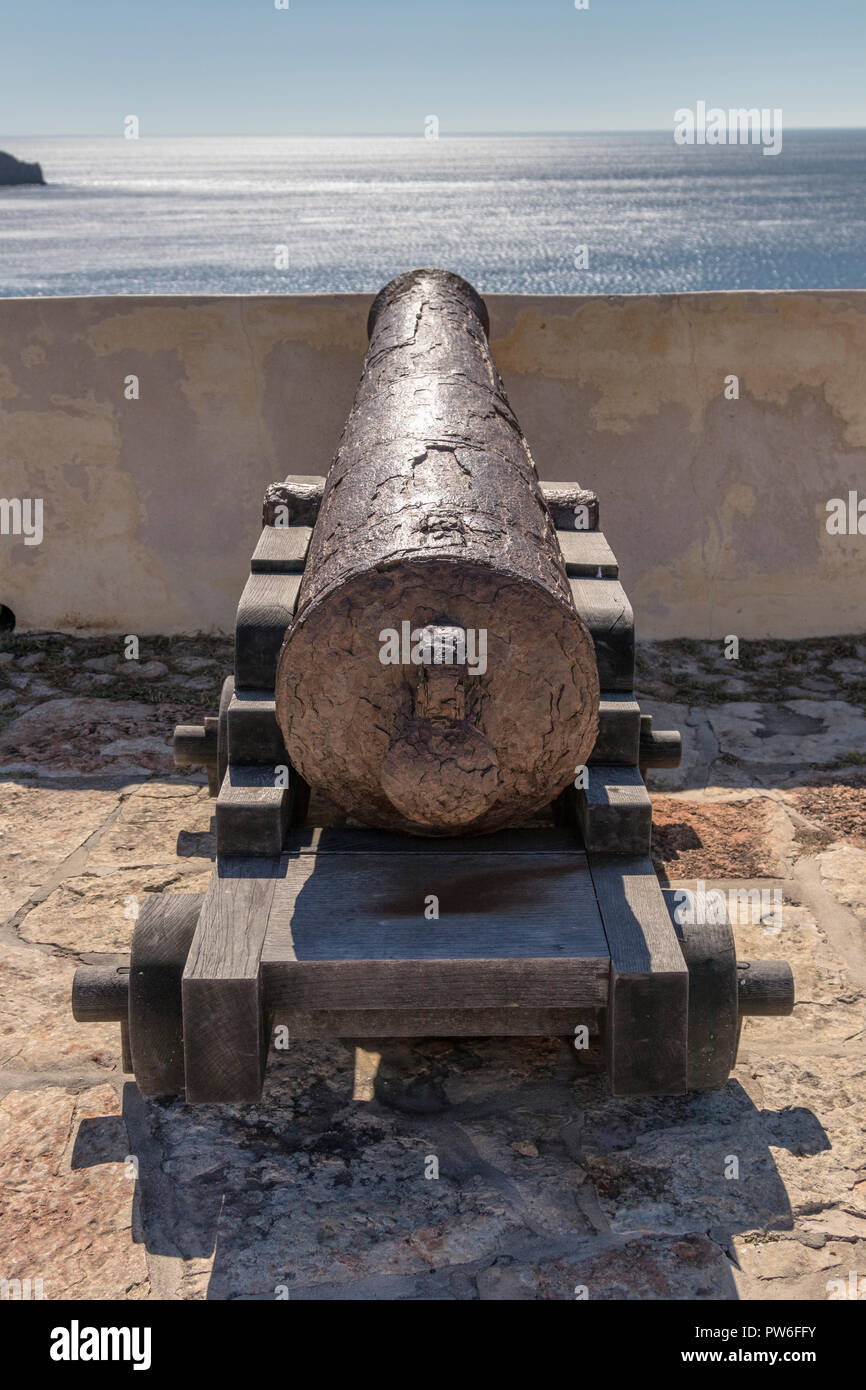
[274,268,600,835]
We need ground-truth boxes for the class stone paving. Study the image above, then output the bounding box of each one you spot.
[0,632,864,1301]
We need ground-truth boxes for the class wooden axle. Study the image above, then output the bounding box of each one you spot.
[72,953,795,1026]
[639,716,683,769]
[71,963,129,1022]
[171,676,234,796]
[172,721,217,771]
[737,960,797,1015]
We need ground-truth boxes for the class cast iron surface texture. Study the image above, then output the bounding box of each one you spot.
[275,269,599,836]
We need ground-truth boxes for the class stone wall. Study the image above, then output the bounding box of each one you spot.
[1,290,864,638]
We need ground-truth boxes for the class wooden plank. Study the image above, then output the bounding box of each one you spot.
[569,577,634,691]
[557,530,619,578]
[577,763,652,854]
[227,688,287,766]
[589,854,688,1097]
[265,849,606,960]
[215,765,292,858]
[234,572,301,689]
[261,848,610,1011]
[250,526,312,573]
[182,857,284,1103]
[265,1007,601,1039]
[284,825,582,855]
[263,959,608,1013]
[539,481,600,531]
[590,695,641,765]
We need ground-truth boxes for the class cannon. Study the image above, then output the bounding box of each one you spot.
[72,269,794,1103]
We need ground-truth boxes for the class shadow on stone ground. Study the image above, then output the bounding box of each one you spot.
[65,1045,827,1301]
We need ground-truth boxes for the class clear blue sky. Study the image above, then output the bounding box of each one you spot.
[1,0,863,136]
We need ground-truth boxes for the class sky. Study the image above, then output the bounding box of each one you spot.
[1,0,864,137]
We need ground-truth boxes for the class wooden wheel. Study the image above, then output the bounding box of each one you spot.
[128,893,203,1097]
[663,890,740,1091]
[215,674,234,793]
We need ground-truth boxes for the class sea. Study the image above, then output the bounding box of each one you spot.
[1,132,865,297]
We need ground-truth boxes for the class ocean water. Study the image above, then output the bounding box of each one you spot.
[1,132,865,297]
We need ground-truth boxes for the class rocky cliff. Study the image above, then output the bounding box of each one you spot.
[0,150,45,185]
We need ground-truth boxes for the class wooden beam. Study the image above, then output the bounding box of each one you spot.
[589,855,689,1097]
[234,572,301,690]
[283,825,582,855]
[577,763,652,854]
[590,695,642,766]
[250,526,312,573]
[557,530,619,577]
[182,857,284,1103]
[227,688,287,766]
[215,765,294,858]
[569,577,635,691]
[266,1007,601,1039]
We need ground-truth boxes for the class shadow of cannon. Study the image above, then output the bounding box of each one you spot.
[69,1041,829,1301]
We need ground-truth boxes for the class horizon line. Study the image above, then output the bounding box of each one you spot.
[4,125,866,140]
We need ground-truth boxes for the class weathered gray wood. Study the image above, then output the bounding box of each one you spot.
[172,723,217,773]
[265,848,606,959]
[569,577,635,691]
[129,893,203,1097]
[737,960,795,1016]
[275,268,599,836]
[215,765,294,858]
[235,572,301,690]
[263,475,325,528]
[215,675,233,794]
[182,858,283,1103]
[173,680,228,796]
[590,695,642,766]
[589,855,688,1097]
[284,825,581,855]
[250,526,312,573]
[639,717,683,770]
[540,482,600,532]
[262,847,609,1011]
[227,689,288,766]
[557,529,618,577]
[71,962,130,1022]
[266,1007,601,1038]
[263,959,608,1013]
[662,888,739,1091]
[119,1019,133,1074]
[577,764,652,854]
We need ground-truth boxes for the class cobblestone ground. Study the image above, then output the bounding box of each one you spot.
[0,633,864,1301]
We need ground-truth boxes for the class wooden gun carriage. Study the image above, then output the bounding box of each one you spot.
[72,269,794,1103]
